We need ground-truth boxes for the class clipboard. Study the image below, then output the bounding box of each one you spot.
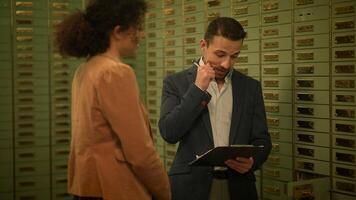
[189,145,264,166]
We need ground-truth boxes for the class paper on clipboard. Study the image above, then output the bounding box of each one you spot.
[189,145,264,166]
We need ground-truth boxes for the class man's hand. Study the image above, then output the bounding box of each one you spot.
[225,157,254,174]
[194,62,215,91]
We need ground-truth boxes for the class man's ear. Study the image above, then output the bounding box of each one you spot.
[200,39,207,49]
[112,25,122,40]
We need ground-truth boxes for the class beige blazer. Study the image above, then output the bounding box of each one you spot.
[68,55,170,200]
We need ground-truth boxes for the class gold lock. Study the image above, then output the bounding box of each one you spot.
[264,168,280,177]
[297,147,314,157]
[147,32,156,39]
[184,5,197,12]
[335,123,355,133]
[52,2,68,9]
[234,6,248,15]
[297,52,314,60]
[263,2,278,11]
[264,80,279,88]
[264,67,279,75]
[185,37,196,45]
[148,51,156,57]
[16,28,33,34]
[15,10,33,16]
[52,11,69,17]
[264,41,279,49]
[297,66,314,74]
[241,44,248,50]
[297,120,314,129]
[296,38,314,47]
[267,118,280,127]
[266,156,280,165]
[165,60,175,66]
[148,61,157,67]
[184,16,196,23]
[264,92,279,100]
[165,29,175,37]
[165,19,175,26]
[185,27,196,34]
[335,180,356,193]
[293,184,314,200]
[335,21,355,30]
[165,50,175,57]
[334,5,355,15]
[207,12,220,22]
[264,15,279,24]
[185,48,196,55]
[147,22,156,29]
[335,166,355,178]
[335,80,355,88]
[239,19,248,27]
[296,0,314,6]
[297,161,314,171]
[263,54,279,61]
[265,105,279,113]
[164,0,174,6]
[263,29,279,36]
[335,50,355,59]
[147,12,156,19]
[164,8,175,16]
[207,0,221,7]
[334,64,355,74]
[297,107,314,115]
[296,25,314,33]
[16,45,33,51]
[335,35,355,45]
[237,55,248,63]
[16,2,33,7]
[263,186,280,195]
[148,42,156,48]
[335,152,355,163]
[297,93,314,101]
[335,138,355,149]
[335,94,355,103]
[165,39,175,46]
[335,109,355,118]
[297,80,314,88]
[17,53,33,60]
[297,133,314,143]
[16,36,32,42]
[269,130,280,139]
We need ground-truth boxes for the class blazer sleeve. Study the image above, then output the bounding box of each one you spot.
[96,66,170,200]
[250,82,272,171]
[159,75,211,144]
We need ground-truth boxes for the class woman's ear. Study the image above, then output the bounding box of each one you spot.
[112,25,122,40]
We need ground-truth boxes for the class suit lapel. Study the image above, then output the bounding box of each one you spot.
[187,65,214,144]
[229,71,245,144]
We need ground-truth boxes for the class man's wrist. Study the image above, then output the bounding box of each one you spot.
[194,82,206,91]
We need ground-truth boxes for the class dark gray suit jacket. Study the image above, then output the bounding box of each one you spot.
[159,65,272,200]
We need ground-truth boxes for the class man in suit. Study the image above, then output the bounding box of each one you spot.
[159,17,272,200]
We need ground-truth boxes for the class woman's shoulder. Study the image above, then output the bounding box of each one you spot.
[86,55,135,81]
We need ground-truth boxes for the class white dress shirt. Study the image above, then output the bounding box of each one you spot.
[198,58,233,147]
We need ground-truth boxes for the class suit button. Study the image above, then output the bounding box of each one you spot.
[201,100,208,107]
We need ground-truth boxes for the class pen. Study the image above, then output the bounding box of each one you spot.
[192,60,200,68]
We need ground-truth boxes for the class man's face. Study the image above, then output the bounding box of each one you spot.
[200,36,243,80]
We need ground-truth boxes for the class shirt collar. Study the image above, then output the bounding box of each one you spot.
[198,57,233,83]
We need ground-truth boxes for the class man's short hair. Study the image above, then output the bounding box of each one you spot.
[204,17,246,43]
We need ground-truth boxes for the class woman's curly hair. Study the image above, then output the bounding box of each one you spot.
[55,0,146,58]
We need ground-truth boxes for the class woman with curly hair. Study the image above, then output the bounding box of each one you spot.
[55,1,171,199]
